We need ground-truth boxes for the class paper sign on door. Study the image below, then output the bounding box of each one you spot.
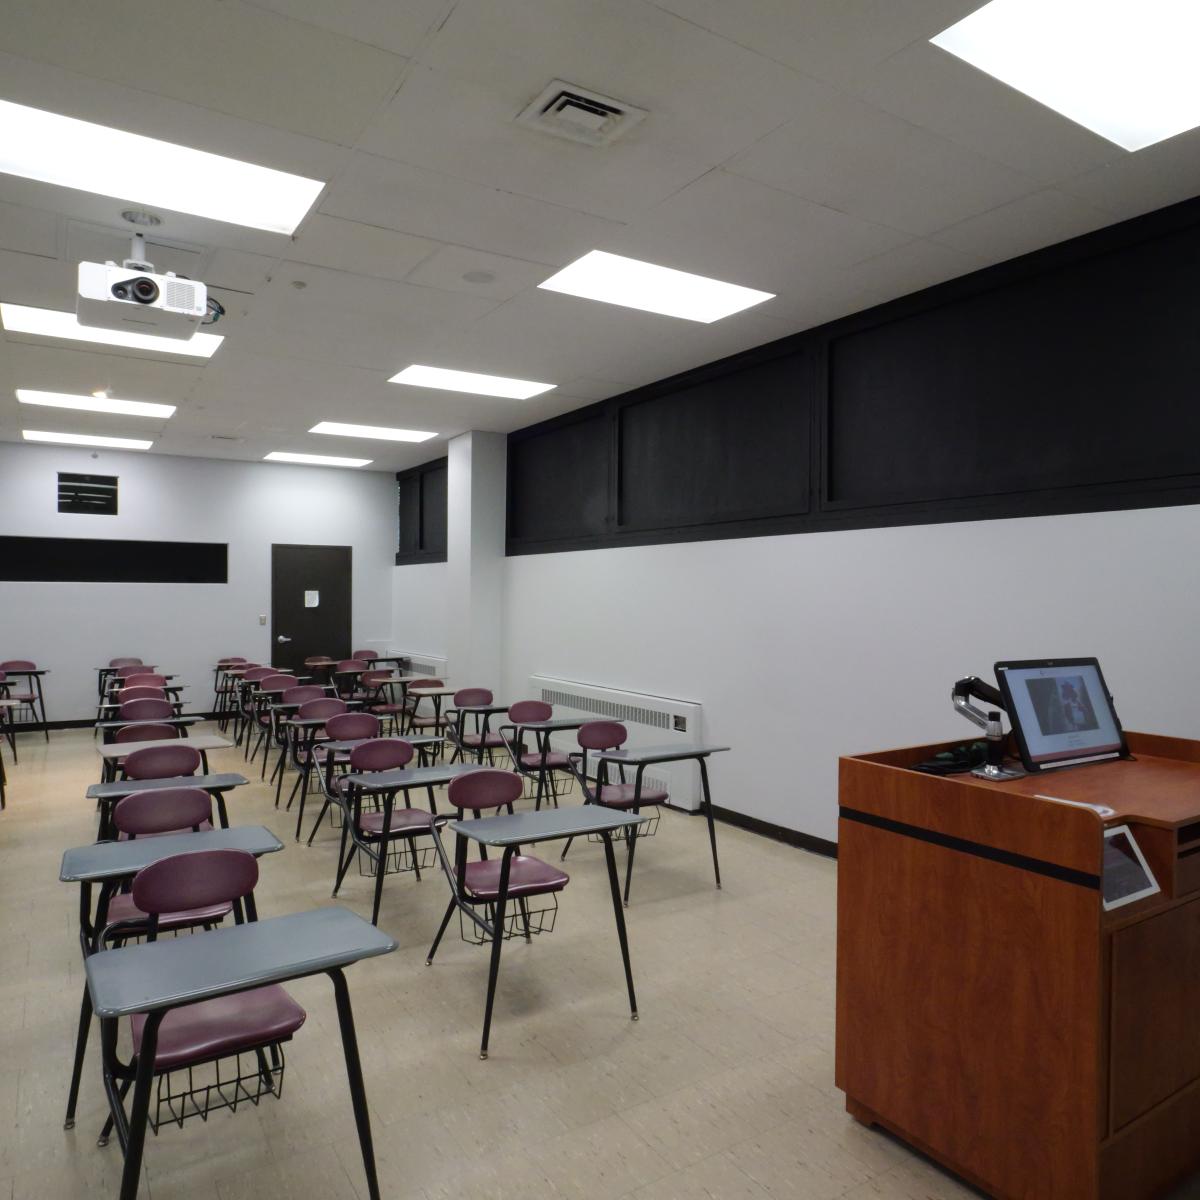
[304,590,319,608]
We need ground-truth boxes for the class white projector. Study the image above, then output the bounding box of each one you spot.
[77,260,207,340]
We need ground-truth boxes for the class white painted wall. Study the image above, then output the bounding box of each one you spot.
[0,442,397,721]
[501,503,1200,844]
[391,562,449,661]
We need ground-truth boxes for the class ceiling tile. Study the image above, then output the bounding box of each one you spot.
[321,152,625,264]
[838,237,985,311]
[245,0,455,56]
[287,214,439,282]
[404,243,553,300]
[0,0,407,144]
[726,84,1040,237]
[0,200,58,258]
[930,188,1112,262]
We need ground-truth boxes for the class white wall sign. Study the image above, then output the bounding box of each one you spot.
[304,590,319,608]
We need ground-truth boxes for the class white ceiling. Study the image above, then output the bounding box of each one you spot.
[1,0,1198,471]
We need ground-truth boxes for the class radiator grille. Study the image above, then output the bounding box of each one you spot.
[407,658,444,677]
[539,688,669,730]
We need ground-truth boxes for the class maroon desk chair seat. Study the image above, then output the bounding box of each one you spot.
[595,782,670,807]
[462,856,569,901]
[519,750,573,770]
[131,986,305,1071]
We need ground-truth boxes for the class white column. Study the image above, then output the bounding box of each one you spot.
[445,430,507,689]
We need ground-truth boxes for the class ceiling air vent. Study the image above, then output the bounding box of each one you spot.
[515,80,647,147]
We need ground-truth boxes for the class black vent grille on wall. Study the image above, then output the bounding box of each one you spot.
[58,472,118,515]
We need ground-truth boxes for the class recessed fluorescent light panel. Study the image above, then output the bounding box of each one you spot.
[309,421,437,443]
[17,389,176,419]
[0,99,324,233]
[389,365,555,400]
[930,0,1200,152]
[264,451,372,468]
[0,303,222,358]
[23,429,152,450]
[538,250,775,323]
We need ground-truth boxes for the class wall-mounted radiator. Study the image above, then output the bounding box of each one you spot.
[529,674,705,811]
[392,651,449,679]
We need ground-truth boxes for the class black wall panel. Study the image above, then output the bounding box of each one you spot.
[508,411,610,544]
[506,193,1200,555]
[396,457,448,565]
[618,355,809,530]
[0,536,227,582]
[826,226,1200,508]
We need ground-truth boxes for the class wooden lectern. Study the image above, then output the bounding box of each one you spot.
[836,731,1200,1200]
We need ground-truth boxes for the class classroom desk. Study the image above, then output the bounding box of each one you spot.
[1,666,49,736]
[334,762,489,921]
[407,685,457,732]
[96,666,159,702]
[439,806,645,1058]
[0,696,19,757]
[447,703,509,763]
[95,716,204,744]
[86,773,248,839]
[499,717,590,808]
[95,734,232,782]
[60,824,285,1131]
[591,743,729,902]
[86,907,395,1200]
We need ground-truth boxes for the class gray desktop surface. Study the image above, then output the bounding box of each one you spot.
[593,744,731,763]
[61,825,284,882]
[342,762,488,791]
[451,806,645,847]
[86,772,248,800]
[85,907,396,1018]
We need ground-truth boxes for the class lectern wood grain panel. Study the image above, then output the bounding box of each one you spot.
[837,732,1200,1200]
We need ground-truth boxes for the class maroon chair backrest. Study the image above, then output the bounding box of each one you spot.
[352,649,379,661]
[218,656,247,666]
[448,768,522,812]
[361,670,393,688]
[119,698,175,721]
[125,673,169,688]
[243,667,274,683]
[282,685,324,705]
[304,655,332,666]
[117,686,167,703]
[109,657,143,668]
[123,743,202,780]
[336,659,368,672]
[113,787,211,837]
[132,848,258,914]
[454,687,493,707]
[409,677,443,690]
[509,700,552,724]
[1,659,36,670]
[578,720,628,751]
[114,722,180,745]
[349,738,414,772]
[324,712,380,741]
[115,664,146,679]
[298,697,347,721]
[259,674,297,692]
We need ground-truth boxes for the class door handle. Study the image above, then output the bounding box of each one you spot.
[277,635,292,643]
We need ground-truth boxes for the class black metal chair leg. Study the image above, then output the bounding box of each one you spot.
[426,897,456,965]
[328,968,382,1200]
[117,1009,161,1200]
[623,818,640,906]
[333,818,354,896]
[600,831,638,1020]
[517,896,532,941]
[370,840,388,926]
[559,835,574,862]
[479,849,513,1059]
[699,757,722,889]
[64,984,93,1128]
[307,797,332,846]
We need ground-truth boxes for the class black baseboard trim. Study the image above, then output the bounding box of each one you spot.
[709,803,838,859]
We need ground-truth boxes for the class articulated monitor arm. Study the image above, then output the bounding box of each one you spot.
[951,676,1006,731]
[950,675,1026,780]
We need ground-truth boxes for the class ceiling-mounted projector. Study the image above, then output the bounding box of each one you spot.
[76,232,208,340]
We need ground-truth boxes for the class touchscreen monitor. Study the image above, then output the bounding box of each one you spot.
[996,658,1126,772]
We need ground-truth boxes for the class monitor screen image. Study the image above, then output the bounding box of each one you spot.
[997,659,1124,768]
